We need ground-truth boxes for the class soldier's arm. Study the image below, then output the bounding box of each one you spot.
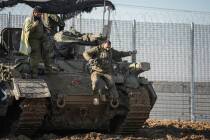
[112,49,131,58]
[24,18,39,32]
[83,47,99,61]
[49,14,65,28]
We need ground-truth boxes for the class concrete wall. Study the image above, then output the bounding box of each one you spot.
[150,81,210,121]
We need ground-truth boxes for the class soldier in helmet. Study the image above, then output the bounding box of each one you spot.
[19,6,57,77]
[83,40,136,101]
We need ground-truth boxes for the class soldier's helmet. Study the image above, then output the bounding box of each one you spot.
[104,40,111,45]
[33,6,43,13]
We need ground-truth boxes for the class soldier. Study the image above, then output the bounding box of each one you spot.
[42,13,65,59]
[83,40,136,101]
[19,6,56,77]
[42,13,65,35]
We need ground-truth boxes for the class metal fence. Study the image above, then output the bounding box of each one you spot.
[0,14,210,122]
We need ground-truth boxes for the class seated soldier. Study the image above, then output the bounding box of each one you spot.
[83,40,136,102]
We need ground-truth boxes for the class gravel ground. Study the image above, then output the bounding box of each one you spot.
[0,119,210,140]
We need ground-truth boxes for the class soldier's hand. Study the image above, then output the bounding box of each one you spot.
[88,59,98,65]
[88,59,94,65]
[33,21,40,27]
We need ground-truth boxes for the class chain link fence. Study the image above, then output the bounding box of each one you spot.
[0,13,210,122]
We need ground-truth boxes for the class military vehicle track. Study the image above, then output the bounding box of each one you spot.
[116,90,151,134]
[12,98,48,136]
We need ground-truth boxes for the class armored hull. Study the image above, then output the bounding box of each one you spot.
[0,61,156,136]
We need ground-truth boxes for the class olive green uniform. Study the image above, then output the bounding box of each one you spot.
[83,45,131,98]
[22,17,51,75]
[42,13,65,58]
[42,13,65,34]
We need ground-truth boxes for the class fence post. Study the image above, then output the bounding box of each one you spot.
[103,0,106,28]
[132,19,136,63]
[7,12,11,27]
[79,13,82,32]
[190,22,195,121]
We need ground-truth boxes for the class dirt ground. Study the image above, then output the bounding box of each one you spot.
[0,119,210,140]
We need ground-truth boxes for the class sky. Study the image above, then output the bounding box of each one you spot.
[86,0,210,24]
[1,0,210,24]
[112,0,210,12]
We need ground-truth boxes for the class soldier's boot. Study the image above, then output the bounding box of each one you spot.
[93,97,100,106]
[92,89,100,105]
[51,65,60,71]
[98,89,106,102]
[45,63,61,72]
[38,63,46,75]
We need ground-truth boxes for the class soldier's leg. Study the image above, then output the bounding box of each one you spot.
[102,73,119,99]
[29,39,43,77]
[42,36,59,71]
[91,71,100,94]
[46,33,55,58]
[42,36,51,67]
[91,72,107,101]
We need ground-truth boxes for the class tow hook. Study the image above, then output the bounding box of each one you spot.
[110,98,119,108]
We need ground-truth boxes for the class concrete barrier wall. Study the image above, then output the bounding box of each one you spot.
[150,81,210,122]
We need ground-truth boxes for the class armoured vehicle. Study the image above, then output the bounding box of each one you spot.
[0,0,157,136]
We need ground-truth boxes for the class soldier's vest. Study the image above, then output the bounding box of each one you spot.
[89,46,112,73]
[93,47,113,73]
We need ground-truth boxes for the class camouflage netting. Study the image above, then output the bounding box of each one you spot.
[0,0,115,19]
[54,27,106,45]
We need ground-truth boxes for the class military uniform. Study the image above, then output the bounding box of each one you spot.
[83,45,131,99]
[42,13,65,59]
[20,16,51,76]
[42,13,65,34]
